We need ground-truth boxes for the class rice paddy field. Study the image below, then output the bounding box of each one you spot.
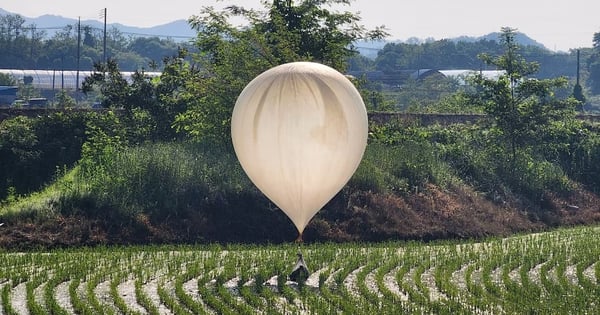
[1,225,599,314]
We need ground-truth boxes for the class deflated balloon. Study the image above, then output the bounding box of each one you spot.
[231,62,368,237]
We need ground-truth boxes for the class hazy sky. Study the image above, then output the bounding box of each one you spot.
[3,0,599,52]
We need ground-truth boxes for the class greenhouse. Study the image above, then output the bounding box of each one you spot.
[0,69,161,91]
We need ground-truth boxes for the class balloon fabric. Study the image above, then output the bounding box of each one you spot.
[231,62,368,238]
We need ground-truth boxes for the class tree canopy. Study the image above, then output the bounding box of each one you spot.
[469,27,579,178]
[173,0,387,142]
[0,13,187,71]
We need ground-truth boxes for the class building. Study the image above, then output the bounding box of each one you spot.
[0,86,18,106]
[0,69,161,102]
[348,69,505,87]
[0,69,162,90]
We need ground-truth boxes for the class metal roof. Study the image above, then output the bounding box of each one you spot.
[0,69,161,90]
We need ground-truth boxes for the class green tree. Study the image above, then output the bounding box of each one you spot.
[82,25,96,47]
[0,14,27,68]
[0,117,39,198]
[128,37,180,68]
[587,31,600,94]
[173,0,387,143]
[82,54,189,141]
[0,73,16,86]
[471,27,578,173]
[54,89,76,108]
[82,59,130,109]
[572,82,586,105]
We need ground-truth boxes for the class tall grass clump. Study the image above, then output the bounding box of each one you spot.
[508,151,572,197]
[63,141,253,220]
[438,122,577,204]
[351,127,455,194]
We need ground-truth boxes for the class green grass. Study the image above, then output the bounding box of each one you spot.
[1,139,458,231]
[0,225,599,314]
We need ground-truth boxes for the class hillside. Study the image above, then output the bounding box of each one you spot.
[1,111,600,249]
[1,179,599,249]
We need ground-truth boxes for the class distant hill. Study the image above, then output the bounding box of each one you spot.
[1,8,546,53]
[355,32,547,59]
[0,8,196,41]
[452,32,547,49]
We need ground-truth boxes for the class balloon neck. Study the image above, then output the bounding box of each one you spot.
[295,233,303,243]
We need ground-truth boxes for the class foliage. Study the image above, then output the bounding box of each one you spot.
[375,38,496,70]
[562,126,600,192]
[4,12,600,249]
[53,89,76,108]
[0,73,16,86]
[16,80,41,101]
[587,31,600,95]
[369,120,580,202]
[469,27,578,173]
[82,57,187,141]
[351,141,454,194]
[174,0,387,143]
[82,59,132,109]
[396,76,464,112]
[77,142,246,216]
[0,13,187,71]
[57,140,298,242]
[421,92,484,114]
[373,37,577,79]
[0,116,39,198]
[79,111,127,174]
[0,113,88,200]
[354,77,396,111]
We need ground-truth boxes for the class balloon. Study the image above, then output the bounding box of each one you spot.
[231,62,368,238]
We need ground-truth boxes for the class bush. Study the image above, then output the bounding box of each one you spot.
[0,113,88,200]
[73,141,244,218]
[351,140,454,194]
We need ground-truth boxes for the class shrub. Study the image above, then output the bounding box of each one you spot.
[74,142,246,218]
[351,140,454,194]
[0,112,88,200]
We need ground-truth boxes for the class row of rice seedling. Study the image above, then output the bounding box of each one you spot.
[0,226,599,314]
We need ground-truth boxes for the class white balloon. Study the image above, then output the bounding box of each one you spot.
[231,62,368,237]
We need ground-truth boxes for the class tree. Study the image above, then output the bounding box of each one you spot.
[173,0,387,143]
[572,82,586,105]
[0,14,45,69]
[82,25,96,47]
[82,53,192,141]
[82,59,130,109]
[588,31,600,94]
[471,27,578,173]
[0,73,16,86]
[0,116,39,198]
[54,89,76,108]
[128,37,180,68]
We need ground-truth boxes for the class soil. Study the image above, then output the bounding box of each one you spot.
[0,183,599,250]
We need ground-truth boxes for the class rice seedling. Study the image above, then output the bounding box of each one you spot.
[1,225,599,314]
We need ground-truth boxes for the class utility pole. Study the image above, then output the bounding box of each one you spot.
[30,26,34,67]
[101,8,107,64]
[76,17,81,101]
[576,49,581,86]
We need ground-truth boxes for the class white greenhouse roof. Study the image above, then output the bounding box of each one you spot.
[439,69,505,82]
[0,69,161,90]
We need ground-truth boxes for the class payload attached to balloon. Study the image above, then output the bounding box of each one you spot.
[231,61,368,240]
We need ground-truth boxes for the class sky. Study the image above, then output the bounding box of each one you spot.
[2,0,599,52]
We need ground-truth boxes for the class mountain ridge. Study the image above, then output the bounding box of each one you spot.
[1,8,547,50]
[0,8,196,40]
